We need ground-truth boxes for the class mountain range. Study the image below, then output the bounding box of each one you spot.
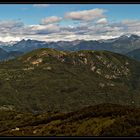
[0,48,23,61]
[1,34,140,61]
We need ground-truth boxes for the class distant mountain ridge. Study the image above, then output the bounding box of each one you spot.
[126,48,140,61]
[0,48,23,61]
[1,34,140,55]
[0,34,140,61]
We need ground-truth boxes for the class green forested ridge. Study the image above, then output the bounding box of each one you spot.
[0,104,140,136]
[0,48,139,136]
[0,48,139,113]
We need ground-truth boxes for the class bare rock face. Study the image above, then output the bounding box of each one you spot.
[99,83,105,88]
[0,105,15,111]
[31,58,43,66]
[46,66,52,70]
[91,66,96,72]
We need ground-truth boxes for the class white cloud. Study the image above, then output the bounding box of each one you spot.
[0,20,23,29]
[1,9,140,42]
[29,24,60,33]
[0,36,21,42]
[96,18,108,24]
[65,8,106,21]
[33,4,50,8]
[41,16,62,25]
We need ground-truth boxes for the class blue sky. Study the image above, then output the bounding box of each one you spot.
[0,4,139,42]
[0,4,139,24]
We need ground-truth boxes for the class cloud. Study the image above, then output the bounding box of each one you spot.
[0,36,21,42]
[96,18,108,24]
[33,4,50,8]
[1,8,140,42]
[28,24,60,34]
[0,20,24,36]
[108,19,140,36]
[41,16,62,25]
[64,8,106,21]
[0,20,23,29]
